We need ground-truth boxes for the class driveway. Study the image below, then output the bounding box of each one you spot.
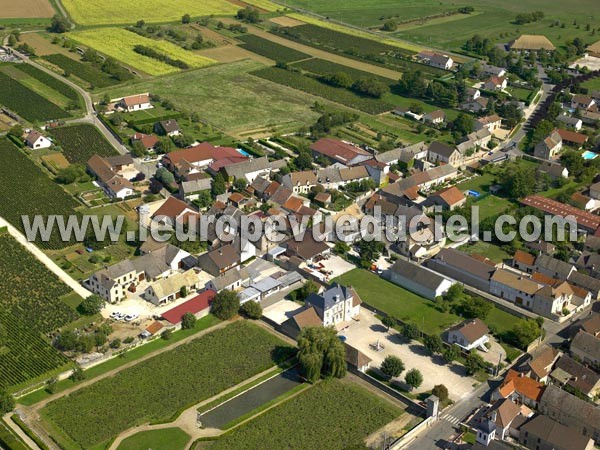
[263,299,304,325]
[343,311,477,401]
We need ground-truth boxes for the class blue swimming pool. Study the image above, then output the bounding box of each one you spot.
[237,148,250,157]
[582,151,598,160]
[467,190,481,197]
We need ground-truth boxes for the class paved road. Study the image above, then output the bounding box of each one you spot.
[6,45,128,155]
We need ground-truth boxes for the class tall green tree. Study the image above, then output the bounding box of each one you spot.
[380,355,404,378]
[405,368,423,390]
[297,326,346,383]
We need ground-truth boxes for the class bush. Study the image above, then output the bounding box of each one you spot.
[239,301,262,320]
[181,312,196,330]
[211,290,240,320]
[432,384,449,403]
[161,329,172,340]
[77,294,104,316]
[0,390,15,414]
[110,338,121,349]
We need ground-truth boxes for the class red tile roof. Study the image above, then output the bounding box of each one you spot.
[122,94,150,107]
[164,143,241,166]
[498,369,545,402]
[310,138,370,165]
[161,290,216,325]
[514,250,536,266]
[556,128,588,145]
[521,195,600,232]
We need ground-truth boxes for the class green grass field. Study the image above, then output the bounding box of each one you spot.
[286,0,599,52]
[460,241,511,263]
[70,28,216,76]
[117,428,190,450]
[97,60,321,135]
[61,0,238,25]
[41,321,293,449]
[334,269,460,334]
[208,379,402,450]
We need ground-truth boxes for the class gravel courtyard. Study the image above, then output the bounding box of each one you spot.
[342,310,477,401]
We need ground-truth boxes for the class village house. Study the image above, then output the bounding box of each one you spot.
[589,182,600,200]
[416,51,453,70]
[426,248,497,292]
[533,130,563,159]
[481,64,506,78]
[422,186,466,211]
[551,355,600,399]
[513,250,536,273]
[197,243,240,277]
[151,196,199,227]
[518,415,594,450]
[155,119,181,137]
[427,141,463,167]
[118,93,152,112]
[87,154,135,199]
[178,178,212,202]
[484,76,508,91]
[24,130,51,149]
[556,114,583,130]
[556,128,588,148]
[570,330,600,367]
[489,269,541,309]
[310,138,373,166]
[524,345,560,383]
[205,267,250,292]
[422,109,446,125]
[538,161,569,179]
[385,259,454,300]
[491,369,545,408]
[305,283,361,327]
[475,114,502,133]
[447,318,490,351]
[143,269,200,305]
[280,305,323,339]
[531,281,574,319]
[538,384,600,443]
[461,96,489,113]
[86,244,190,303]
[131,132,159,151]
[162,142,244,177]
[481,398,528,443]
[456,128,492,155]
[222,156,281,183]
[571,94,596,111]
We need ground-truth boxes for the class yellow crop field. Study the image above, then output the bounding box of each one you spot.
[62,0,239,25]
[286,13,424,53]
[241,0,281,12]
[70,28,217,76]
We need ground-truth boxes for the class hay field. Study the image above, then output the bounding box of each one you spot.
[61,0,238,25]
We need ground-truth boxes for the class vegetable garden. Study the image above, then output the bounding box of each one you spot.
[0,138,79,250]
[292,58,396,86]
[237,34,311,63]
[42,321,294,449]
[0,72,70,122]
[209,379,402,450]
[50,124,119,164]
[43,54,121,88]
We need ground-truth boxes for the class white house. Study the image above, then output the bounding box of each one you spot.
[484,76,508,91]
[447,318,490,351]
[305,283,361,327]
[474,114,502,133]
[119,93,152,112]
[25,130,52,149]
[144,269,200,305]
[417,51,453,70]
[490,269,541,309]
[386,259,454,300]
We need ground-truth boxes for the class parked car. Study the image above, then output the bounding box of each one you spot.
[124,313,139,322]
[110,311,124,320]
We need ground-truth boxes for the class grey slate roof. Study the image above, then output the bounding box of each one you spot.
[535,254,575,278]
[389,258,449,291]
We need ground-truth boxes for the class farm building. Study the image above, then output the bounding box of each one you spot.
[161,290,216,326]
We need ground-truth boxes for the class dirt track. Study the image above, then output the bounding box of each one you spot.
[220,19,404,81]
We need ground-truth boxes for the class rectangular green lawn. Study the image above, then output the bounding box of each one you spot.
[208,379,402,450]
[41,321,294,449]
[334,269,460,334]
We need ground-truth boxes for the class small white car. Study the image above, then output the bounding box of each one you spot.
[124,313,139,322]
